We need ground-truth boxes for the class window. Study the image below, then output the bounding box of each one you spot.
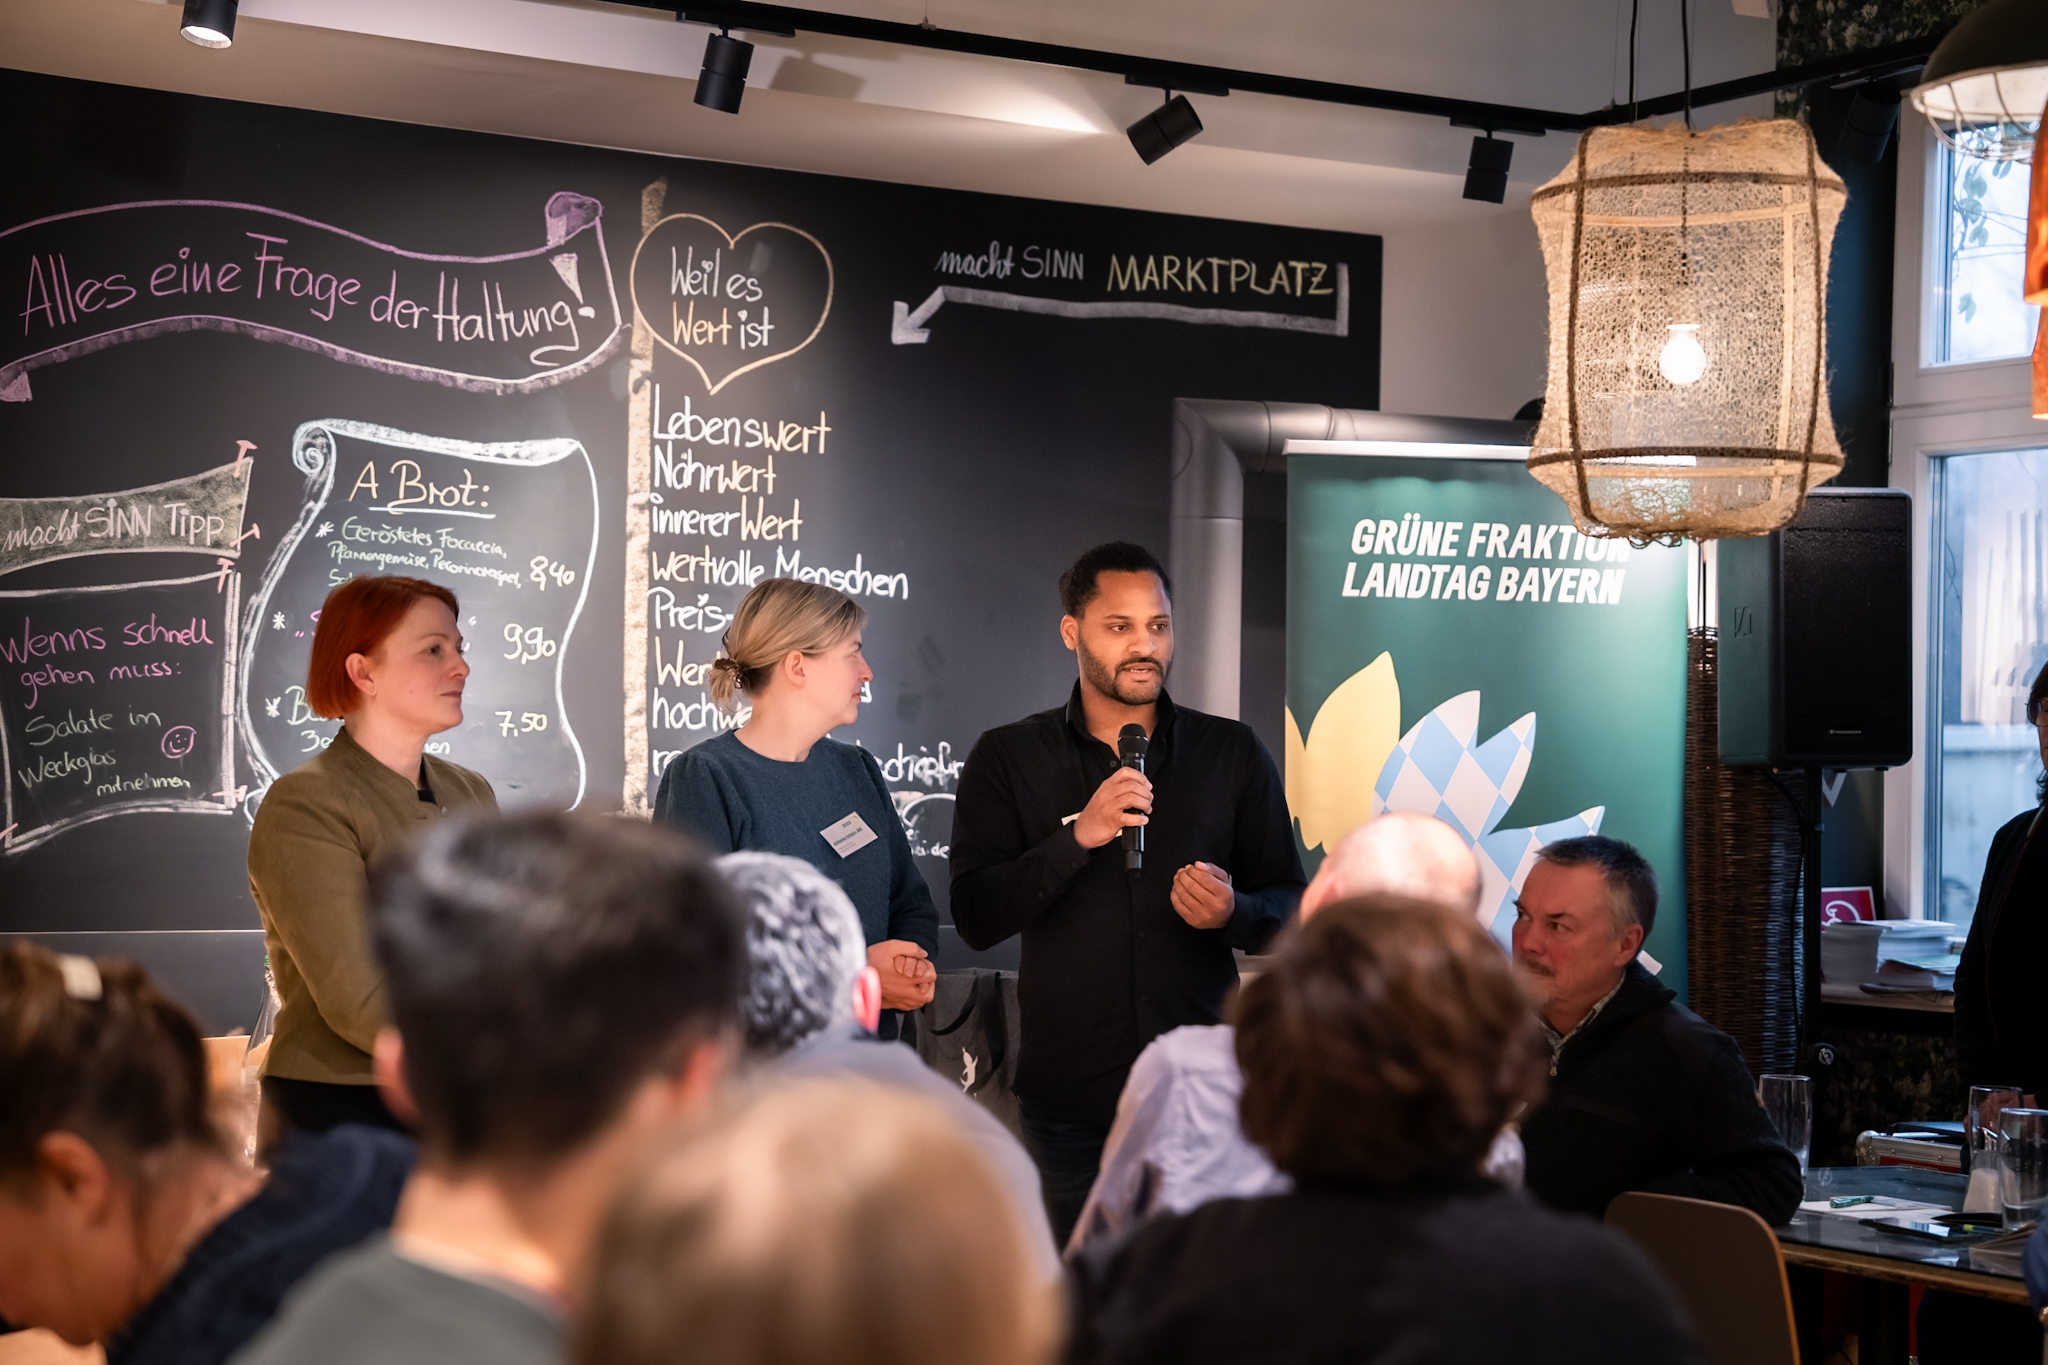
[1931,139,2038,367]
[1929,447,2048,936]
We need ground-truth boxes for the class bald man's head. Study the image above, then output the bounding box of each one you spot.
[1300,813,1483,920]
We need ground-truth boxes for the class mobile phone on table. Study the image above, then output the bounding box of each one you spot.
[1875,1218,1969,1240]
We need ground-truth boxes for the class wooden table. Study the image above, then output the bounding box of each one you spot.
[1779,1167,2028,1364]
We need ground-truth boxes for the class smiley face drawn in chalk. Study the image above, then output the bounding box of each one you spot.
[629,215,834,395]
[161,725,197,761]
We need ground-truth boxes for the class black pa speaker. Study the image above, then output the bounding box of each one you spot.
[1717,488,1913,768]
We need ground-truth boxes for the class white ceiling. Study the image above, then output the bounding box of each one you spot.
[3,0,1776,233]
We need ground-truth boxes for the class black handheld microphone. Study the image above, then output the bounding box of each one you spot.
[1117,723,1148,876]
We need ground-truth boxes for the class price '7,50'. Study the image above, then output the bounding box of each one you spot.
[496,710,550,737]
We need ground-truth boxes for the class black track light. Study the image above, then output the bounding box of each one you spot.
[1127,94,1203,165]
[695,30,754,114]
[1463,135,1513,203]
[1837,83,1903,164]
[180,0,236,48]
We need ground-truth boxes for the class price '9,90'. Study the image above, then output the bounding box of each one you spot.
[496,710,550,737]
[503,623,557,664]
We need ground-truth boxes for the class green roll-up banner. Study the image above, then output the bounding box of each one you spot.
[1285,449,1690,997]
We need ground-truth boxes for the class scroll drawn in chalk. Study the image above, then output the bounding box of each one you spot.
[0,459,256,579]
[889,265,1349,345]
[239,420,600,815]
[0,193,622,401]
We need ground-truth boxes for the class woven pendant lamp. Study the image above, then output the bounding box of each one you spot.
[1528,119,1848,541]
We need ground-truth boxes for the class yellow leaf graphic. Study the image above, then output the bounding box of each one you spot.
[1287,651,1401,854]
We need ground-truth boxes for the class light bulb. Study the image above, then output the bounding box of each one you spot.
[1659,324,1706,386]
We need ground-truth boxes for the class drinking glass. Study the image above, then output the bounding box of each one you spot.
[1760,1074,1812,1176]
[1998,1108,2048,1229]
[1963,1086,2021,1211]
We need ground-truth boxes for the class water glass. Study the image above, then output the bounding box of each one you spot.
[1760,1074,1812,1176]
[1998,1108,2048,1229]
[1962,1086,2021,1211]
[1965,1084,2022,1171]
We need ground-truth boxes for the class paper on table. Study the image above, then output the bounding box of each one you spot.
[1797,1196,1953,1221]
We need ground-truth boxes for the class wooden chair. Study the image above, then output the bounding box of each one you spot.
[1606,1191,1800,1365]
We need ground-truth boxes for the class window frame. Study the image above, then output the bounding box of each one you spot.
[1886,116,2040,923]
[1893,116,2035,411]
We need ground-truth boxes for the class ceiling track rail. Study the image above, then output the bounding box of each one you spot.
[635,3,1936,137]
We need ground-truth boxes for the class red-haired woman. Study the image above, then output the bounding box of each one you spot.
[247,576,496,1149]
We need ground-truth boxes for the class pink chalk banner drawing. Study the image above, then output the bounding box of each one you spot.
[1,191,622,401]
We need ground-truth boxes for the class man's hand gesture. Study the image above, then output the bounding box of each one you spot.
[1171,861,1234,930]
[1073,768,1152,850]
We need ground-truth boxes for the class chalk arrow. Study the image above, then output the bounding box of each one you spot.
[889,268,1351,346]
[891,289,945,344]
[215,785,249,807]
[0,823,16,846]
[233,440,257,477]
[215,558,236,591]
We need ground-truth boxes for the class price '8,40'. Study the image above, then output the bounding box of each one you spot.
[530,556,576,591]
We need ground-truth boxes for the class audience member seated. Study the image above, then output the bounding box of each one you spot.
[0,943,411,1365]
[577,1077,1056,1365]
[1514,835,1800,1224]
[716,851,1061,1280]
[1069,812,1521,1252]
[1066,895,1705,1365]
[232,812,745,1365]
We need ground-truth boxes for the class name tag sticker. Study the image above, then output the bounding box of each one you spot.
[821,812,879,859]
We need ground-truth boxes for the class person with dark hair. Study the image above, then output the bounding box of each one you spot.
[0,943,411,1365]
[1067,896,1705,1365]
[231,812,745,1365]
[247,575,496,1151]
[950,541,1304,1245]
[1514,834,1800,1223]
[1954,659,2048,1099]
[715,851,1059,1280]
[1922,662,2048,1365]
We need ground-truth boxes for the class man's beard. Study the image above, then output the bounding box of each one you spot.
[1078,638,1168,706]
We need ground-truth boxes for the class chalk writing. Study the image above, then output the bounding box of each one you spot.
[240,420,599,814]
[630,215,834,394]
[0,457,254,577]
[0,194,621,401]
[0,571,239,853]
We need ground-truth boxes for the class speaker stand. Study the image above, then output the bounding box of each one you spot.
[1796,763,1824,1064]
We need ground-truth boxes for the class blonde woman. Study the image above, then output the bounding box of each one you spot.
[577,1078,1058,1365]
[654,578,937,1020]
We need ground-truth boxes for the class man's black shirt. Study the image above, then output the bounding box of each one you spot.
[949,685,1304,1128]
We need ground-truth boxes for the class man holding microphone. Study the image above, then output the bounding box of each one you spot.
[950,542,1304,1243]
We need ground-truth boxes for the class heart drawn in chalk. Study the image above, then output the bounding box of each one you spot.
[629,214,834,395]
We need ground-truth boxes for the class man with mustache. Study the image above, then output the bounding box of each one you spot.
[951,542,1304,1245]
[1513,835,1801,1224]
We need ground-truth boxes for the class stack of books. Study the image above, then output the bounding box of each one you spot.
[1820,920,1957,992]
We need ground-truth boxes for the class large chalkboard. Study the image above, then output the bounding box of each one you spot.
[0,69,1378,1030]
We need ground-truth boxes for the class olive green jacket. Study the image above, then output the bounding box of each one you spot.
[247,727,496,1085]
